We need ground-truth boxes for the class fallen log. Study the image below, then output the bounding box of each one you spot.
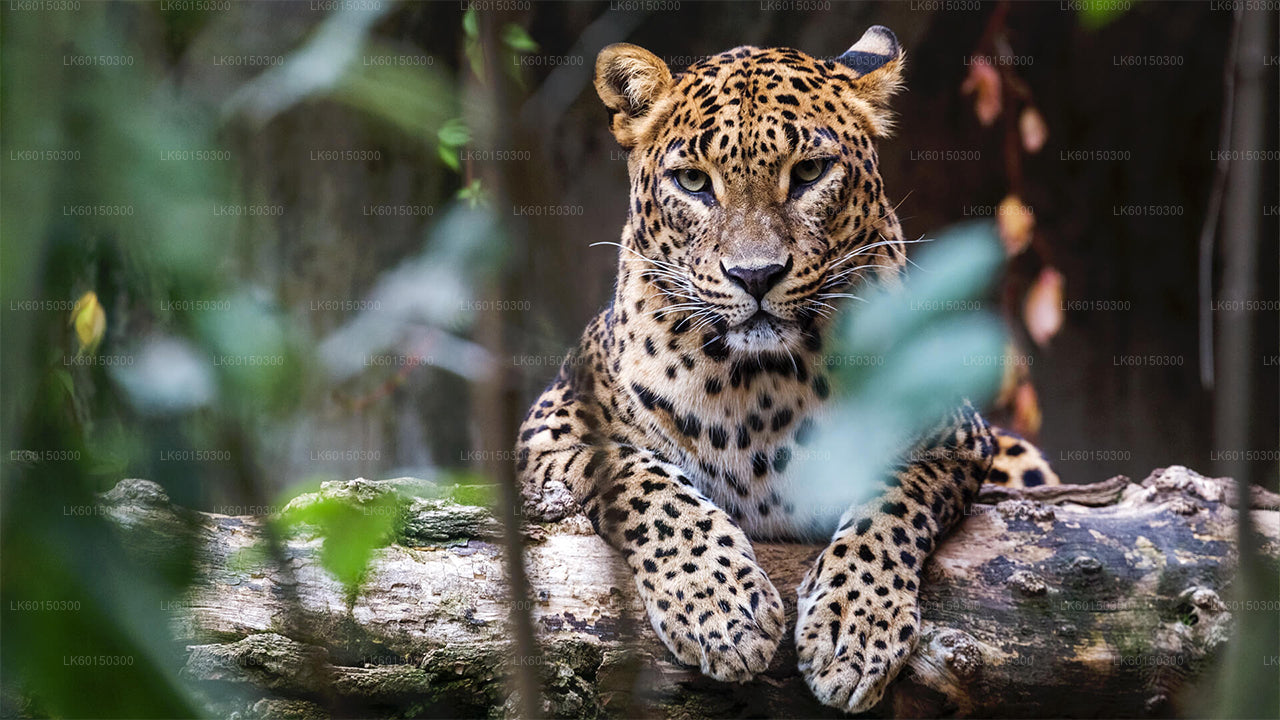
[98,466,1279,718]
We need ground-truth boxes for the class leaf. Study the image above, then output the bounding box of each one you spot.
[1019,106,1048,154]
[1079,2,1129,30]
[436,118,471,148]
[994,341,1022,409]
[456,178,489,209]
[194,292,302,415]
[961,58,1001,126]
[282,495,399,604]
[465,38,485,80]
[1011,380,1043,437]
[1024,267,1064,347]
[997,194,1034,257]
[462,8,478,38]
[69,291,107,356]
[438,143,460,171]
[447,482,497,508]
[501,23,539,53]
[794,222,1008,532]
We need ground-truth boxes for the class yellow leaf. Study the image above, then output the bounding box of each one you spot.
[997,195,1035,257]
[961,59,1002,126]
[69,291,106,356]
[1019,106,1048,154]
[1023,267,1064,348]
[995,341,1022,409]
[1012,380,1042,437]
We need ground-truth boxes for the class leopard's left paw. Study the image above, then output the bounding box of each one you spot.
[795,540,921,713]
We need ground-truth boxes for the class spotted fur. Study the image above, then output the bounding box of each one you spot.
[989,427,1061,487]
[517,26,1056,713]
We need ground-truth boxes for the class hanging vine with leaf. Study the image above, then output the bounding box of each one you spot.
[960,1,1062,440]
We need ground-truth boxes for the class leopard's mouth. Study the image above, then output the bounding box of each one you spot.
[745,309,774,327]
[724,310,800,353]
[730,308,788,334]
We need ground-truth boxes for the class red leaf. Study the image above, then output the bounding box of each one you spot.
[961,58,1002,126]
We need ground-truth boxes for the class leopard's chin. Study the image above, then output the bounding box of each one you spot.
[723,312,803,354]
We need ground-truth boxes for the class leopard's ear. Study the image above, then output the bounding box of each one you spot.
[595,43,673,149]
[837,26,905,137]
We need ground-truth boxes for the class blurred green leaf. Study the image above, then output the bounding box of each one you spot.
[465,39,485,80]
[456,178,489,209]
[501,24,539,54]
[437,118,472,148]
[282,495,399,605]
[788,222,1007,534]
[439,143,461,171]
[227,544,270,576]
[446,482,497,508]
[462,8,479,38]
[194,293,303,416]
[1078,2,1128,29]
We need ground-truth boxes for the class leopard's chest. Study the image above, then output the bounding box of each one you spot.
[614,332,830,538]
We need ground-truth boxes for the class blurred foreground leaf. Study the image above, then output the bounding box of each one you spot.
[788,222,1007,535]
[281,494,398,607]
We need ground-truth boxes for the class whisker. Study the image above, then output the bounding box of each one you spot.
[783,345,799,378]
[891,190,915,214]
[689,311,724,333]
[590,241,684,273]
[698,332,726,351]
[643,302,705,316]
[825,236,934,273]
[818,293,868,303]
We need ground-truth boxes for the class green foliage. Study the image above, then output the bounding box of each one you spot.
[436,118,472,171]
[444,481,498,508]
[0,1,480,714]
[280,495,399,607]
[193,293,306,418]
[790,223,1007,533]
[1078,1,1130,29]
[501,24,540,54]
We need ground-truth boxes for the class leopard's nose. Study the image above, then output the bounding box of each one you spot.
[721,256,793,300]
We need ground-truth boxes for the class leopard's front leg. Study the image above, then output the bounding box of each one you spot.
[592,448,785,680]
[519,391,783,681]
[795,403,993,713]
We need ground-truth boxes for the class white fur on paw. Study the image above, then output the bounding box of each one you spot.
[642,558,784,682]
[795,547,921,712]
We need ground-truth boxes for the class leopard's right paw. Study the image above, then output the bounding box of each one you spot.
[795,539,921,713]
[638,552,784,682]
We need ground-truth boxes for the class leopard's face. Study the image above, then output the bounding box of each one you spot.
[599,34,907,355]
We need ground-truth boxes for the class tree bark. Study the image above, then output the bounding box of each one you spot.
[100,467,1279,719]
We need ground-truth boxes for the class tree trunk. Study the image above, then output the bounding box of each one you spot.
[100,467,1279,719]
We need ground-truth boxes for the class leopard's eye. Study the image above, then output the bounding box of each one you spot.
[674,168,710,194]
[791,158,829,186]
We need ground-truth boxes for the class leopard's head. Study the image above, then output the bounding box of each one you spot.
[597,27,908,355]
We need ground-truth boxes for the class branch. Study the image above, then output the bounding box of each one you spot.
[101,467,1279,718]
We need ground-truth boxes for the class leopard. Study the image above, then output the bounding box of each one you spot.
[516,26,1059,714]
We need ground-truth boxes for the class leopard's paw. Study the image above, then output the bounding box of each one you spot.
[795,541,921,713]
[639,554,784,682]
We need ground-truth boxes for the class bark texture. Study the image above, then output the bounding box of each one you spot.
[99,467,1280,719]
